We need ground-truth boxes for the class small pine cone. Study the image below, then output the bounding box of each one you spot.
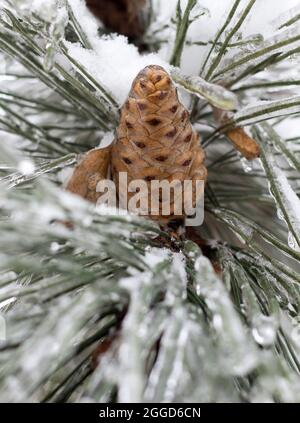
[213,107,260,160]
[111,65,207,224]
[85,0,148,40]
[66,146,111,203]
[226,128,260,160]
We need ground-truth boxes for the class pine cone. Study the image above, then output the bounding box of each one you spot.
[86,0,148,40]
[226,128,260,160]
[66,146,111,203]
[213,107,260,160]
[111,65,207,224]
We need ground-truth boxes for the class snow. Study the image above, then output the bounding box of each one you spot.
[144,248,170,268]
[61,0,300,111]
[57,166,74,187]
[5,0,299,112]
[23,0,58,21]
[66,36,169,106]
[18,160,35,176]
[157,0,300,74]
[98,131,114,148]
[276,116,300,139]
[171,253,187,287]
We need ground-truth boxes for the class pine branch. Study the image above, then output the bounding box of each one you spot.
[253,125,300,249]
[0,8,119,129]
[200,0,242,76]
[66,0,93,49]
[260,122,300,172]
[215,27,300,83]
[233,96,300,126]
[171,68,238,110]
[205,0,257,80]
[170,0,197,67]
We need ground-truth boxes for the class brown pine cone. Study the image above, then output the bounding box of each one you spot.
[86,0,148,40]
[213,107,260,160]
[66,146,111,203]
[111,65,207,224]
[226,128,260,160]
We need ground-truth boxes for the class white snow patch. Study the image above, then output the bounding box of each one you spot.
[18,160,35,176]
[144,247,170,268]
[66,36,169,105]
[98,131,114,148]
[57,166,74,187]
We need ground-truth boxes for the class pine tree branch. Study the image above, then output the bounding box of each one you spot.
[205,0,257,80]
[170,0,197,67]
[200,0,242,76]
